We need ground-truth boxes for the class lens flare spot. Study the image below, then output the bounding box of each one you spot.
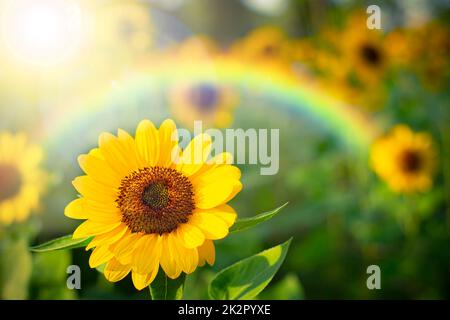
[1,0,84,67]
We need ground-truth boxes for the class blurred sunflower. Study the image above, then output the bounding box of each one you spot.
[291,30,387,110]
[384,22,449,91]
[295,13,391,111]
[94,1,153,54]
[339,13,388,86]
[291,38,316,70]
[384,28,415,67]
[409,22,450,90]
[0,132,47,225]
[65,119,242,290]
[231,26,292,66]
[169,82,238,129]
[370,125,436,193]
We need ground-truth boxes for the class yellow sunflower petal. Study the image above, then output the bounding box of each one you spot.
[83,208,122,224]
[64,198,88,219]
[173,234,199,274]
[131,265,159,290]
[133,234,162,274]
[194,179,241,209]
[88,148,103,159]
[198,240,215,266]
[117,128,140,170]
[89,245,114,268]
[192,165,241,188]
[135,119,159,167]
[179,134,212,176]
[158,119,179,167]
[199,204,237,227]
[104,258,132,282]
[110,231,141,265]
[209,152,233,165]
[176,223,205,248]
[98,132,135,177]
[78,154,122,188]
[222,180,243,204]
[188,210,229,240]
[159,233,182,279]
[68,198,122,224]
[191,152,234,178]
[72,176,117,204]
[83,198,122,222]
[86,224,128,251]
[73,220,122,239]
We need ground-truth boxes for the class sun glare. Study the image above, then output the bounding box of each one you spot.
[1,0,84,67]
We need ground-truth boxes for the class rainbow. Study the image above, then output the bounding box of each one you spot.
[42,57,380,156]
[214,59,380,153]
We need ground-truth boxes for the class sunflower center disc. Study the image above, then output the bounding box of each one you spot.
[400,150,422,173]
[262,44,278,56]
[360,44,382,66]
[0,164,22,202]
[117,167,195,234]
[142,182,169,209]
[189,84,219,112]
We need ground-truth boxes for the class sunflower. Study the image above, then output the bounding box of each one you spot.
[65,119,242,290]
[370,125,436,193]
[340,14,387,86]
[231,26,292,65]
[384,28,415,67]
[169,82,238,129]
[290,31,387,111]
[409,22,450,90]
[287,14,390,111]
[0,132,47,225]
[292,35,343,79]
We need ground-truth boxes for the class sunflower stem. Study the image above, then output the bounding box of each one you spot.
[149,269,186,300]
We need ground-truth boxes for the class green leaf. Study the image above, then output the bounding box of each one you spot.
[209,238,292,300]
[257,273,304,300]
[30,235,93,253]
[230,202,288,233]
[149,269,186,300]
